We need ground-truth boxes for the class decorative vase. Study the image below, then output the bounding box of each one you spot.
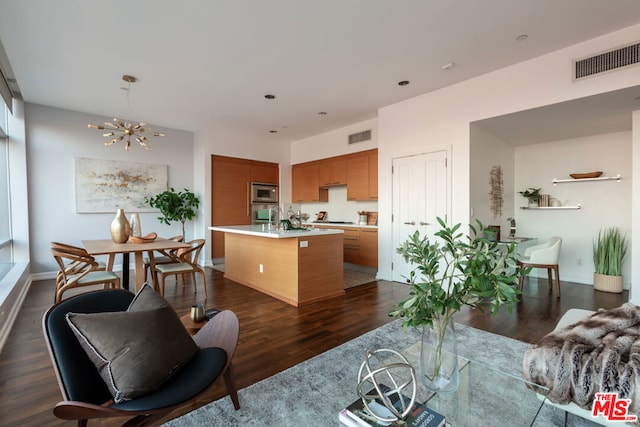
[110,209,131,243]
[130,213,142,238]
[420,315,459,393]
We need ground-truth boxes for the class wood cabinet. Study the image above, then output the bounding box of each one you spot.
[318,157,347,187]
[346,154,369,201]
[359,229,378,268]
[250,161,279,184]
[342,229,360,264]
[292,163,328,203]
[292,148,377,202]
[368,151,378,199]
[313,225,378,268]
[347,149,378,201]
[211,155,279,257]
[220,231,344,306]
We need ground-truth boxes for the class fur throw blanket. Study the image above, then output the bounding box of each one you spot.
[523,303,640,418]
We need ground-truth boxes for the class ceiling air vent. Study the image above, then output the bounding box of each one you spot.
[348,130,372,144]
[574,42,640,80]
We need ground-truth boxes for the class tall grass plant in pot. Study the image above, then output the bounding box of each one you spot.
[390,218,522,393]
[593,227,628,293]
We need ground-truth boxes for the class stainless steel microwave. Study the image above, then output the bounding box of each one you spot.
[251,183,279,204]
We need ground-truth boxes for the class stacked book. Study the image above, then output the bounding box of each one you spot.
[338,384,445,427]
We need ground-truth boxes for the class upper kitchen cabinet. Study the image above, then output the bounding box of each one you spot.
[318,157,347,187]
[250,160,279,184]
[291,149,378,202]
[292,163,328,203]
[347,149,378,201]
[368,151,378,199]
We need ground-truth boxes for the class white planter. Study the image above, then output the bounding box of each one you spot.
[593,273,623,293]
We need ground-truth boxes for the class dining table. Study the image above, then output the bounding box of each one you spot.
[82,237,190,292]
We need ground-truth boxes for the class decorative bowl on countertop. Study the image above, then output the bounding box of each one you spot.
[570,171,603,179]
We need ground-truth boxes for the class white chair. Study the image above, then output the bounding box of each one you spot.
[517,236,562,297]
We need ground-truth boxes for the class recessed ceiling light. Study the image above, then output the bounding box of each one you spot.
[398,80,410,86]
[264,94,276,99]
[516,34,528,42]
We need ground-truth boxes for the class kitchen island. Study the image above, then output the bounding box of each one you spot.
[208,225,344,306]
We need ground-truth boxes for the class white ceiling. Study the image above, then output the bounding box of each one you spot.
[1,0,640,144]
[474,84,640,146]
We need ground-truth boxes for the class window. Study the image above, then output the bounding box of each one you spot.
[0,101,12,278]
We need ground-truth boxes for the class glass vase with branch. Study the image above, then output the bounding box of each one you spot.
[390,217,523,392]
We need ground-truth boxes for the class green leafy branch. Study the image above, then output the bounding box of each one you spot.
[390,217,524,329]
[145,188,200,237]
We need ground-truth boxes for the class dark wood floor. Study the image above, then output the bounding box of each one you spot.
[0,268,627,426]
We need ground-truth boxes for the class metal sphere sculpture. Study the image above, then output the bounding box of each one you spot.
[357,348,418,423]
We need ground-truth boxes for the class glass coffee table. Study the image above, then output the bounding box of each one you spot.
[420,359,550,426]
[381,344,550,426]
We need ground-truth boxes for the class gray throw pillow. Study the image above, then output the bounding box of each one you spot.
[66,284,198,403]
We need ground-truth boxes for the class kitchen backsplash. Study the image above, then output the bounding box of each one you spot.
[283,186,378,224]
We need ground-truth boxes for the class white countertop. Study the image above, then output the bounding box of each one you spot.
[209,225,344,239]
[304,222,378,229]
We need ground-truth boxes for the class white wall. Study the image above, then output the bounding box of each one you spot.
[26,104,196,274]
[293,186,378,225]
[469,125,516,234]
[376,22,640,302]
[514,131,631,287]
[291,118,378,163]
[632,110,640,303]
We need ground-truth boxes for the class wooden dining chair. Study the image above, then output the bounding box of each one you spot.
[142,235,184,287]
[51,243,121,303]
[51,242,109,302]
[51,242,106,281]
[154,239,207,299]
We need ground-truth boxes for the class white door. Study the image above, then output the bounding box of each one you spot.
[392,151,448,283]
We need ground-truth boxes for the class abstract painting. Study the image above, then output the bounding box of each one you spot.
[489,165,503,218]
[75,157,168,213]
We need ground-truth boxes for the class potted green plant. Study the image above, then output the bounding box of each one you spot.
[390,217,522,393]
[593,227,628,293]
[519,188,541,207]
[145,188,200,238]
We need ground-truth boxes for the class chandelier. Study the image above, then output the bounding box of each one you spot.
[88,75,164,151]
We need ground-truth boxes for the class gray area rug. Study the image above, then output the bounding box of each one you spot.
[163,320,602,427]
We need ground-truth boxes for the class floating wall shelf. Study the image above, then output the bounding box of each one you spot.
[521,205,581,210]
[552,175,622,184]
